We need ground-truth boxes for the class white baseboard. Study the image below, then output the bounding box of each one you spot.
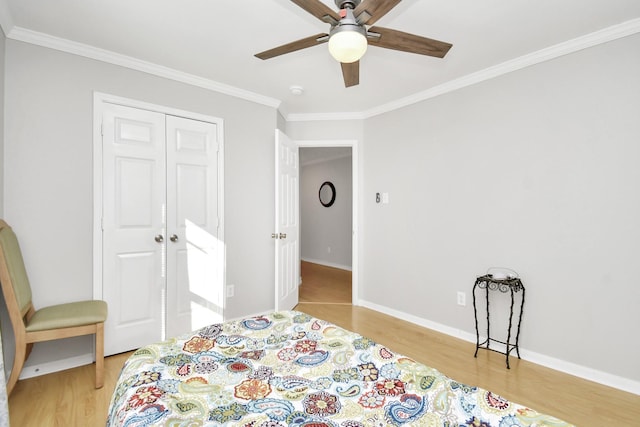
[20,354,94,380]
[358,299,476,343]
[357,298,640,396]
[301,257,352,272]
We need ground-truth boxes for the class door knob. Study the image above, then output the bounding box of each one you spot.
[271,233,278,239]
[154,234,164,243]
[170,234,179,242]
[279,233,287,239]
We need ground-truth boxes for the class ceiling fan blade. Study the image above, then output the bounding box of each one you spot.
[255,33,329,60]
[341,61,359,87]
[291,0,340,24]
[368,26,452,58]
[354,0,402,25]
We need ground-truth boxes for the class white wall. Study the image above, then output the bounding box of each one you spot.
[361,33,640,386]
[300,151,352,269]
[2,40,278,369]
[287,119,364,143]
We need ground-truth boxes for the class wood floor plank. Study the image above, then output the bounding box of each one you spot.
[8,352,131,426]
[299,261,352,303]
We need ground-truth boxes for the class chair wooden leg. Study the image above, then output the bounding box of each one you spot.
[7,337,28,395]
[95,322,104,389]
[25,342,34,360]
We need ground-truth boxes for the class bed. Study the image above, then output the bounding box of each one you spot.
[107,310,572,426]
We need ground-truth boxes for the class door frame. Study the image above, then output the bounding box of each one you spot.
[297,139,359,305]
[92,92,225,314]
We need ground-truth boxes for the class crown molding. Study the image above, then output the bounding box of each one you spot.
[4,15,640,121]
[286,17,640,122]
[6,26,281,110]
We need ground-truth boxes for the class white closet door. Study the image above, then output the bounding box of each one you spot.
[102,104,166,356]
[165,115,222,338]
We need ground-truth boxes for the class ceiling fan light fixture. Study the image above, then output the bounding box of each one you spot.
[328,26,368,63]
[255,0,452,88]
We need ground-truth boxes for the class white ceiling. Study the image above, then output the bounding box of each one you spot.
[2,0,640,118]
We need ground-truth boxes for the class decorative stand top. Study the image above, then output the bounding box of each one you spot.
[475,274,524,293]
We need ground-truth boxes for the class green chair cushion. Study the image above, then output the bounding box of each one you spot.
[25,300,108,332]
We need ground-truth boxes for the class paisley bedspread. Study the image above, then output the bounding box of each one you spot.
[106,311,572,426]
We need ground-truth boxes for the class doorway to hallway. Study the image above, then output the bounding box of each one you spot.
[296,140,359,306]
[299,145,354,305]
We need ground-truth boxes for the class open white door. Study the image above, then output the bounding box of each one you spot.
[274,130,300,311]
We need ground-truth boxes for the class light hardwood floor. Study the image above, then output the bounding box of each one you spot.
[7,263,639,426]
[299,261,352,304]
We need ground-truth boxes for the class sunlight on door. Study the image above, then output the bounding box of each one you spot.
[183,219,224,330]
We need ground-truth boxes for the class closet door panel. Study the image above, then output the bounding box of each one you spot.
[102,103,166,356]
[166,116,221,337]
[176,164,208,226]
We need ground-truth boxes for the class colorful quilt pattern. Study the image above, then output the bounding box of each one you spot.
[106,311,573,426]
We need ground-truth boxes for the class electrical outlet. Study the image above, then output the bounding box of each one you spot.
[227,284,235,298]
[457,291,466,306]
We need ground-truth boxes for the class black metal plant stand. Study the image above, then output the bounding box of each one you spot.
[473,274,525,369]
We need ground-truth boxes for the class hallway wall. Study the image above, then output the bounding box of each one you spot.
[300,150,352,270]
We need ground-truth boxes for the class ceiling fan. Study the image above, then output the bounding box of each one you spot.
[255,0,452,88]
